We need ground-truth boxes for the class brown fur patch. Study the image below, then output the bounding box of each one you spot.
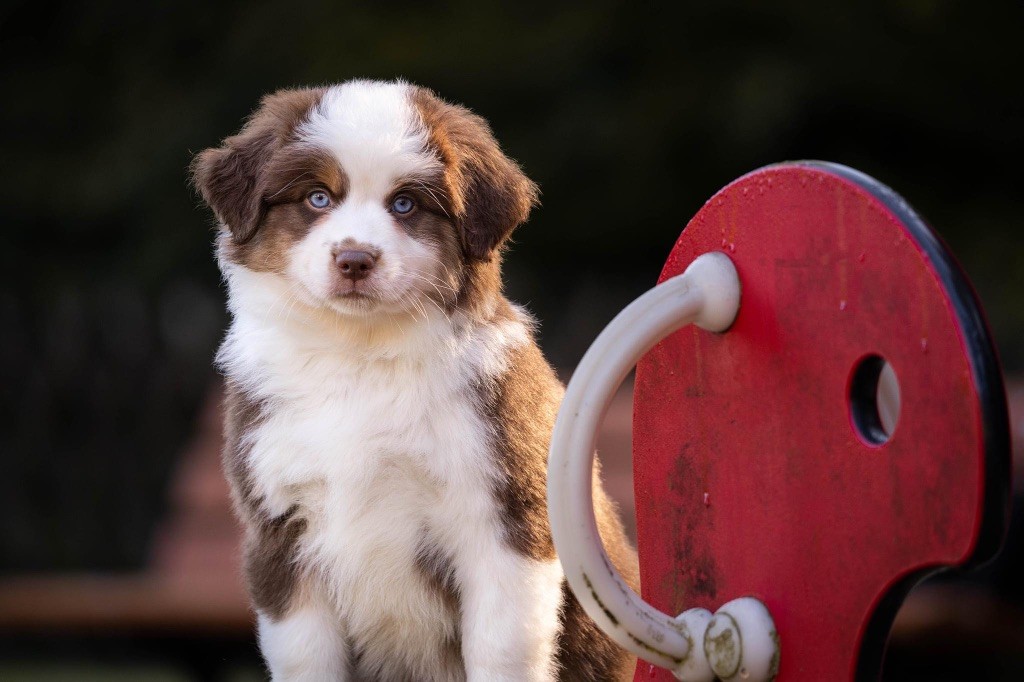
[244,511,308,620]
[223,384,306,620]
[385,192,466,312]
[409,87,540,321]
[480,333,560,561]
[452,257,506,322]
[220,145,349,273]
[410,86,540,262]
[191,87,327,243]
[413,539,464,671]
[384,170,506,322]
[480,331,639,679]
[556,580,637,681]
[414,538,461,612]
[222,384,264,513]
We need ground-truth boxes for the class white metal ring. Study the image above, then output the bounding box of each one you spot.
[547,252,778,681]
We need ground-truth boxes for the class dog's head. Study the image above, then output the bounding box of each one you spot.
[193,80,538,320]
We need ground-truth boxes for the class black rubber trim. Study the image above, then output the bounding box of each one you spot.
[852,567,942,682]
[763,160,1011,680]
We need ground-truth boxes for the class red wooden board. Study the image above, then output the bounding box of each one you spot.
[632,163,1009,680]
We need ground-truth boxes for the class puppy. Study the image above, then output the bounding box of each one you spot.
[193,80,638,681]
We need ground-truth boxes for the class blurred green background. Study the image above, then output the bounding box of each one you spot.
[1,1,1022,679]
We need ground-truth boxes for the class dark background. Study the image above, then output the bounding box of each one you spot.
[1,1,1022,679]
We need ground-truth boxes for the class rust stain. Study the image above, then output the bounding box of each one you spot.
[663,450,719,612]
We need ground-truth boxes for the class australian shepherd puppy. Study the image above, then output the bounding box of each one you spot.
[192,80,637,681]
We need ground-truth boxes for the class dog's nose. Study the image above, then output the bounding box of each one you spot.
[335,250,376,281]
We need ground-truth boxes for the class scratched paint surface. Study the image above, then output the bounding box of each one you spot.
[632,164,1003,680]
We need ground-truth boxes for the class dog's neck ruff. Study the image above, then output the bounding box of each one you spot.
[218,263,527,398]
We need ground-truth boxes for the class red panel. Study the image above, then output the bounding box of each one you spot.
[632,163,1009,681]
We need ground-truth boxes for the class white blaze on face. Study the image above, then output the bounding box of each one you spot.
[287,81,444,314]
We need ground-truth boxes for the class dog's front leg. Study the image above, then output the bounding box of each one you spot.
[257,600,350,682]
[456,531,565,681]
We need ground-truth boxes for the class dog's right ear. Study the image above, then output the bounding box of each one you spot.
[191,127,275,244]
[191,88,323,243]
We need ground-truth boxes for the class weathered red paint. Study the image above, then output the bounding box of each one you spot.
[632,163,1009,680]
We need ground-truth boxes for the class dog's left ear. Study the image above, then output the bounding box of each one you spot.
[457,135,540,261]
[191,88,323,243]
[414,89,540,261]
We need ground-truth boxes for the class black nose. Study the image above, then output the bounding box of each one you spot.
[335,250,376,281]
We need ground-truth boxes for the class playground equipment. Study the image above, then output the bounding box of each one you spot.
[548,162,1010,681]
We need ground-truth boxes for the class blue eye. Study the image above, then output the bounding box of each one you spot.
[391,195,415,215]
[308,191,331,209]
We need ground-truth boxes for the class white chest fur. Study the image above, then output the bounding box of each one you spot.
[220,285,540,677]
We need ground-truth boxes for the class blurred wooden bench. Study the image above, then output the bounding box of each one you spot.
[0,386,250,638]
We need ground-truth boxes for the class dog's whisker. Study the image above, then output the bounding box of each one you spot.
[384,308,407,337]
[278,289,303,329]
[405,285,451,322]
[268,170,317,199]
[408,271,457,296]
[410,181,451,217]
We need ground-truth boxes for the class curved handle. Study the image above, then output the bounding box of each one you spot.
[547,252,779,682]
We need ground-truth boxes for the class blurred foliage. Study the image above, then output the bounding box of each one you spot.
[0,1,1021,569]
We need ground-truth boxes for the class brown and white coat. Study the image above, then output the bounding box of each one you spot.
[193,80,637,681]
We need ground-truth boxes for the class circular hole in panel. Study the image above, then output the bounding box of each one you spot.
[849,354,901,445]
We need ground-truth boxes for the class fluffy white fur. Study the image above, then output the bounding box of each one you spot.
[217,81,566,680]
[258,599,348,681]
